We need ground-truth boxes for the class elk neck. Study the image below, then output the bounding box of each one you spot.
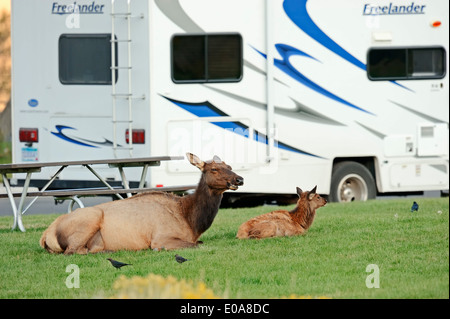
[181,174,223,239]
[289,200,316,231]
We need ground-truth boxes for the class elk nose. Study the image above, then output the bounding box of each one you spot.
[235,176,244,186]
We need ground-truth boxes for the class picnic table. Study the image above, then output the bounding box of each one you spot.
[0,156,196,232]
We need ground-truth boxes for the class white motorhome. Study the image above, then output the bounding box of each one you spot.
[10,0,449,203]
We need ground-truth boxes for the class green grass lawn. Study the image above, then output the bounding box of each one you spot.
[0,197,448,299]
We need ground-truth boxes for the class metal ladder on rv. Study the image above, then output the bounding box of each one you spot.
[110,0,144,158]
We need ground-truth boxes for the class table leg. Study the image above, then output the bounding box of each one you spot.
[2,174,21,231]
[15,172,32,232]
[84,164,123,200]
[21,165,67,215]
[139,164,149,189]
[68,196,85,213]
[4,172,31,232]
[118,167,132,198]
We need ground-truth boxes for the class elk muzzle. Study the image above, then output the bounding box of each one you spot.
[227,175,244,190]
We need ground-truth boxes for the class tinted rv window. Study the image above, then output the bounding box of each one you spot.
[408,48,445,77]
[172,35,205,81]
[367,47,446,80]
[171,34,242,83]
[208,35,242,80]
[59,34,118,85]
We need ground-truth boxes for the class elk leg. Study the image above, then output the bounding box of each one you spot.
[151,237,198,251]
[247,221,278,239]
[63,227,101,255]
[86,230,105,253]
[58,207,104,254]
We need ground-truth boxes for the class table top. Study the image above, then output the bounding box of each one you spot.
[0,156,184,173]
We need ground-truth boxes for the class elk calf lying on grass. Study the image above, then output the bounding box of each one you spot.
[236,186,326,239]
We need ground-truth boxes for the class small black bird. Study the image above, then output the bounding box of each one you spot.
[411,201,419,212]
[175,254,188,263]
[107,258,132,269]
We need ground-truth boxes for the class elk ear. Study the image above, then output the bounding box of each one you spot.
[212,155,222,163]
[307,185,317,200]
[296,187,302,197]
[186,153,205,171]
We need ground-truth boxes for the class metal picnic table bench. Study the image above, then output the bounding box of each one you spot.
[0,156,196,232]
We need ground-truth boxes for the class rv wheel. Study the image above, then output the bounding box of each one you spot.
[329,161,376,203]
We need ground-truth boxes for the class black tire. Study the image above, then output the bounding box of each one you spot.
[329,161,376,203]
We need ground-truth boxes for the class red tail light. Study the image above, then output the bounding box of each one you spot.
[19,128,39,143]
[125,129,145,144]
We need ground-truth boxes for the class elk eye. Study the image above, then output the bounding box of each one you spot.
[211,168,218,172]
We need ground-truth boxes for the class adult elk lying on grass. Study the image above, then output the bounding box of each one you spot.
[40,153,244,254]
[236,186,326,239]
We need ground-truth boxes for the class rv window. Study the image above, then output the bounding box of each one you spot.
[207,35,242,80]
[59,34,118,85]
[408,48,445,77]
[171,34,242,83]
[367,47,446,80]
[172,35,205,81]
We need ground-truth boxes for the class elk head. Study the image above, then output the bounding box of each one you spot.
[296,185,327,210]
[187,153,244,192]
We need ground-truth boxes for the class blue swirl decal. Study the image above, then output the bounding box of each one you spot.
[51,125,117,148]
[283,0,412,92]
[51,125,98,148]
[253,44,374,115]
[162,95,323,158]
[283,0,366,71]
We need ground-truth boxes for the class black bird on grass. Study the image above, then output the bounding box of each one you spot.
[411,201,419,212]
[175,254,189,263]
[107,258,132,269]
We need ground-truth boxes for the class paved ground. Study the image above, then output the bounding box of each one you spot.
[0,192,112,216]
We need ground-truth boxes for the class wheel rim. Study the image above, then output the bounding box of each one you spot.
[337,174,368,202]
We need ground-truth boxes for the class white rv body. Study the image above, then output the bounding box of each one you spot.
[10,0,449,202]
